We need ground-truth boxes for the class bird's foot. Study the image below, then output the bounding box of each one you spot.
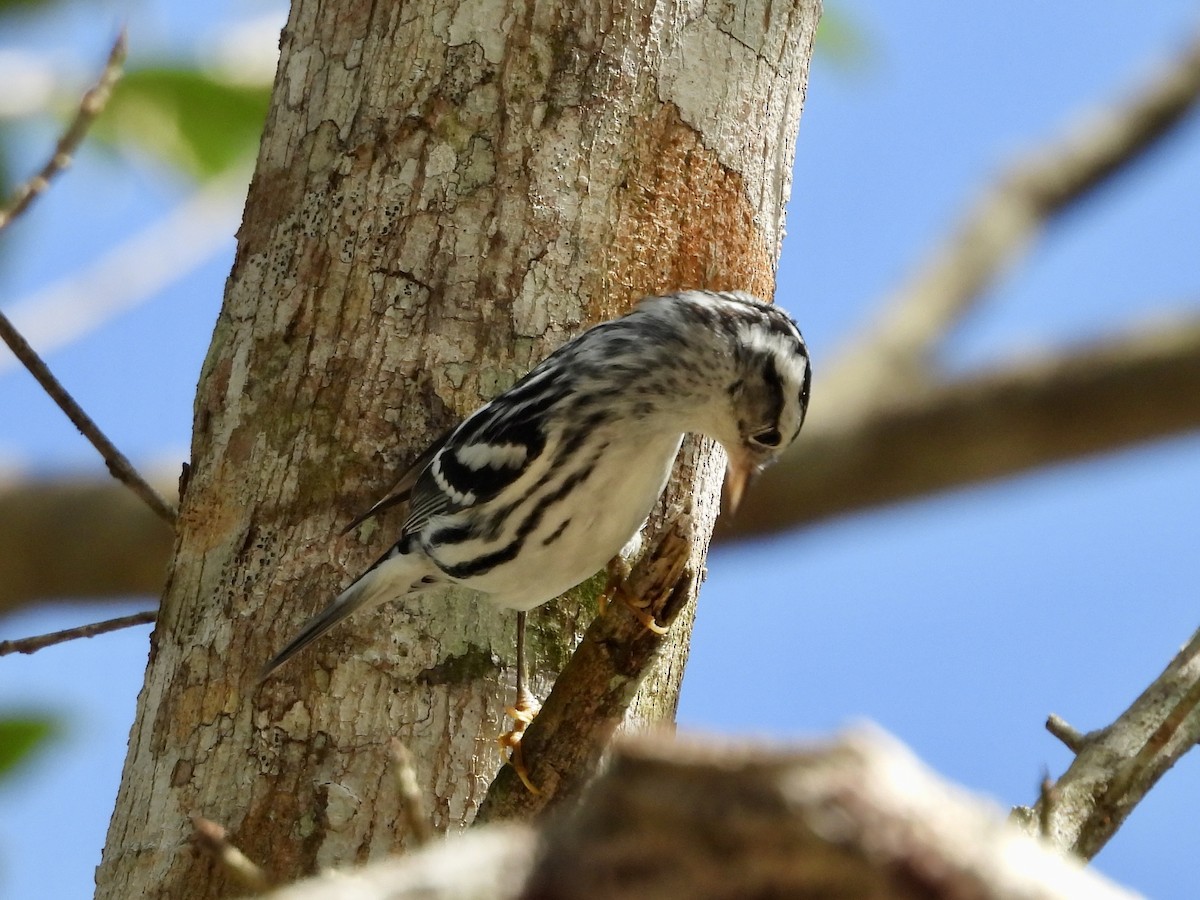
[598,557,668,634]
[497,687,542,795]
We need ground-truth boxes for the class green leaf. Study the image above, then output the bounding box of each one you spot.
[0,715,58,779]
[815,8,874,72]
[0,0,68,13]
[93,66,271,180]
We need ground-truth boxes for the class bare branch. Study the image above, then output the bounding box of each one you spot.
[0,32,127,233]
[0,610,155,657]
[1012,628,1200,859]
[730,314,1200,537]
[475,513,695,823]
[0,310,179,524]
[824,25,1200,409]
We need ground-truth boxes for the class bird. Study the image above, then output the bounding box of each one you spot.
[261,290,811,686]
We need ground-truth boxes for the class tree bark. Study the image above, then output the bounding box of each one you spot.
[95,1,818,897]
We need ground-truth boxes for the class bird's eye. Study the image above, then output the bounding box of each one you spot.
[750,428,781,448]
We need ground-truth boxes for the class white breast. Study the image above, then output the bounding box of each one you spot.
[440,431,685,610]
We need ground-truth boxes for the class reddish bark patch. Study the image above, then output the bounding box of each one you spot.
[603,106,776,313]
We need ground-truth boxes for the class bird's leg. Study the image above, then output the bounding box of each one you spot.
[497,610,541,794]
[598,555,669,635]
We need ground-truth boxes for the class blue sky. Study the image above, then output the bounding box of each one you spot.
[2,2,1199,897]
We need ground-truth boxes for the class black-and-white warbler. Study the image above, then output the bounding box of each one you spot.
[262,290,810,678]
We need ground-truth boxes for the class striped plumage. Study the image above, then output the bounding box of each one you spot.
[262,290,810,677]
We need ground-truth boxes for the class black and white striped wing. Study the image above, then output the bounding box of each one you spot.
[402,400,549,536]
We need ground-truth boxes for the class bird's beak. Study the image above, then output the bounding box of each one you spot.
[723,457,755,514]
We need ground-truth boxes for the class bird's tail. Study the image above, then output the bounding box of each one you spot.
[259,549,423,680]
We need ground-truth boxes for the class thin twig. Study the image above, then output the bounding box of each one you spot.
[0,31,128,233]
[1046,714,1088,754]
[192,816,271,895]
[389,738,434,847]
[0,311,178,524]
[0,610,155,656]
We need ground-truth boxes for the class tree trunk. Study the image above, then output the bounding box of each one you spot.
[95,1,818,896]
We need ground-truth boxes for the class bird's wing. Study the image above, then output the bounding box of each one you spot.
[402,401,549,535]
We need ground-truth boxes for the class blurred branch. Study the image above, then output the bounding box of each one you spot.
[0,475,175,616]
[192,817,271,895]
[5,314,1200,602]
[0,32,126,232]
[728,23,1200,537]
[390,739,435,847]
[0,610,155,656]
[824,24,1200,411]
[731,313,1200,536]
[1012,628,1200,859]
[0,166,248,375]
[267,730,1138,899]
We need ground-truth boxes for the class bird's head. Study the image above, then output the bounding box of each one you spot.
[624,290,811,512]
[712,294,811,512]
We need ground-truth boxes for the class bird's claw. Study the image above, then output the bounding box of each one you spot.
[497,689,542,795]
[599,558,668,634]
[624,599,669,635]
